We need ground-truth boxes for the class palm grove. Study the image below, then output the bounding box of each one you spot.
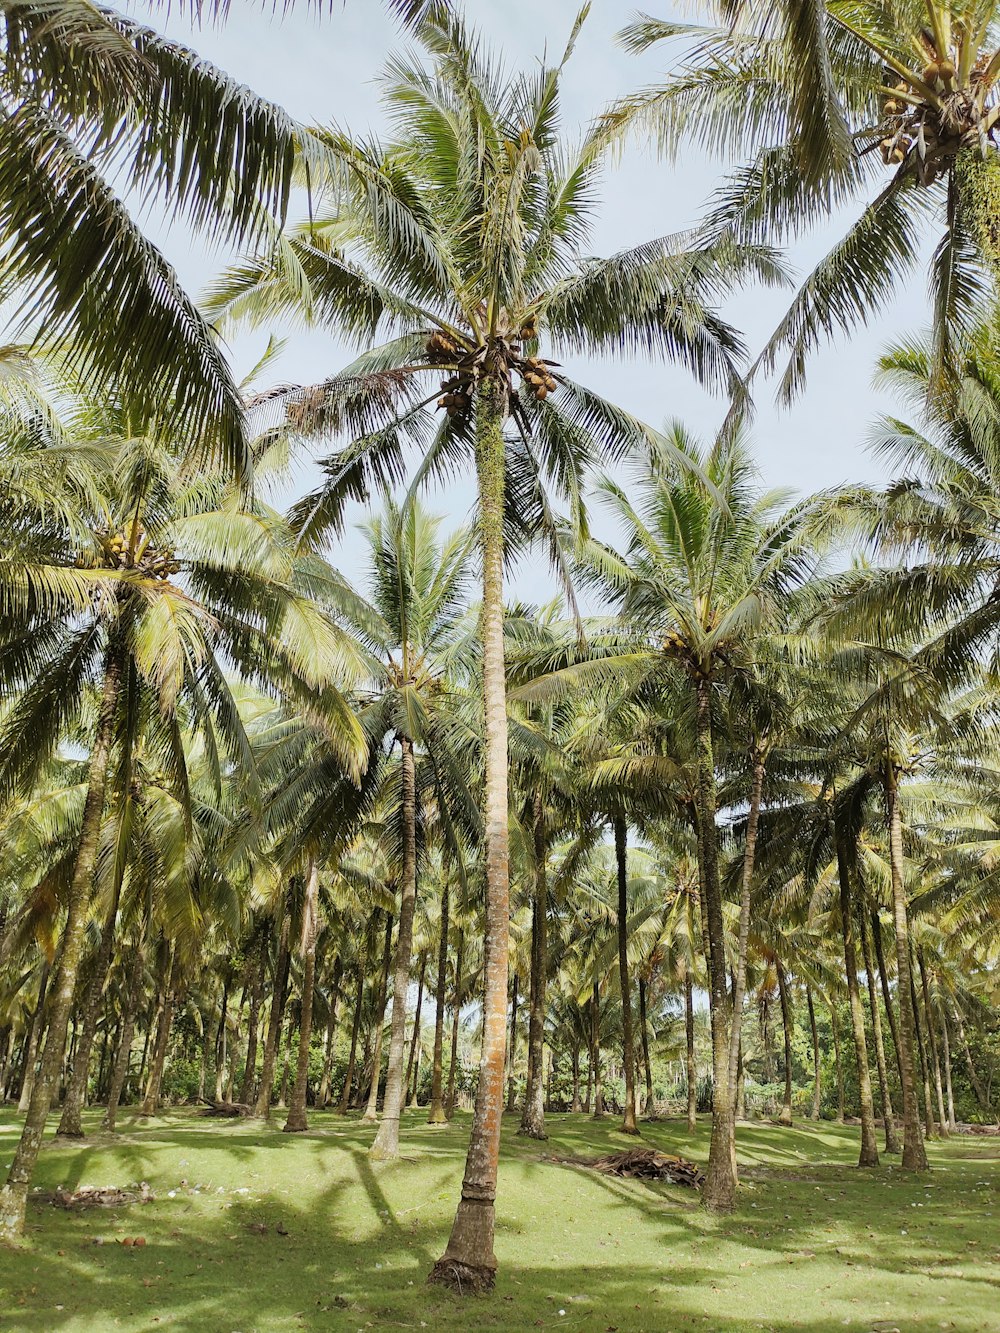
[0,0,998,1298]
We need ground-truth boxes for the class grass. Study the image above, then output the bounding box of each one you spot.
[0,1106,997,1332]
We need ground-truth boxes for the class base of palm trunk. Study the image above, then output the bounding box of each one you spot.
[858,1145,880,1167]
[282,1116,307,1133]
[515,1125,547,1140]
[55,1126,86,1139]
[884,1129,902,1154]
[620,1116,640,1136]
[370,1120,400,1160]
[427,1257,496,1293]
[776,1108,793,1126]
[427,1104,447,1124]
[902,1139,930,1170]
[0,1183,27,1246]
[360,1112,378,1125]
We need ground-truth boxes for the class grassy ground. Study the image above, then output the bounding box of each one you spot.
[0,1106,997,1332]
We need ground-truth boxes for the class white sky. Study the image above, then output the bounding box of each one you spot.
[126,0,932,592]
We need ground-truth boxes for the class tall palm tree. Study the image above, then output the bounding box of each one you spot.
[206,8,776,1287]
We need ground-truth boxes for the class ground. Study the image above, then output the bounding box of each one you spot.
[0,1107,996,1332]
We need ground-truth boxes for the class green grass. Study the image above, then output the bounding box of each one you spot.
[0,1107,997,1332]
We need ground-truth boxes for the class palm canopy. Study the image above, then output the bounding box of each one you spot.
[207,5,786,550]
[611,1,1000,395]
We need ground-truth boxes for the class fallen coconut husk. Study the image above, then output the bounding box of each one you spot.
[199,1097,252,1117]
[548,1146,705,1188]
[39,1183,154,1209]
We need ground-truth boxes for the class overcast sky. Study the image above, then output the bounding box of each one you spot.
[126,0,932,592]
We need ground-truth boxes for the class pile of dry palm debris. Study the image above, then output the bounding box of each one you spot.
[550,1146,705,1188]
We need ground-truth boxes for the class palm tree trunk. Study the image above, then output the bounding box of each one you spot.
[917,949,948,1138]
[684,967,697,1134]
[361,912,394,1122]
[505,973,518,1114]
[951,1001,993,1119]
[831,1006,845,1123]
[571,1040,582,1112]
[519,796,547,1140]
[431,379,511,1292]
[872,910,904,1086]
[0,646,122,1242]
[253,894,291,1119]
[590,984,604,1118]
[140,943,176,1115]
[885,768,929,1169]
[727,751,765,1109]
[693,675,736,1211]
[16,963,50,1114]
[57,859,126,1137]
[103,942,146,1132]
[940,1007,957,1132]
[428,882,450,1124]
[372,731,420,1159]
[405,952,427,1108]
[775,962,795,1128]
[284,859,320,1133]
[860,907,901,1153]
[638,977,654,1117]
[445,928,464,1119]
[239,926,268,1105]
[339,959,365,1114]
[806,988,821,1120]
[213,983,227,1102]
[614,816,639,1136]
[317,955,343,1109]
[908,956,936,1140]
[834,817,879,1164]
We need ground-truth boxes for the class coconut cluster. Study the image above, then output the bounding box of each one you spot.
[879,53,998,182]
[424,319,561,423]
[77,530,181,580]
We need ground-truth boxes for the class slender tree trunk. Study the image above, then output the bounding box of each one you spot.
[908,954,936,1140]
[339,959,365,1114]
[284,860,321,1133]
[940,1007,957,1132]
[519,796,548,1139]
[16,964,50,1115]
[214,983,228,1102]
[362,913,394,1123]
[685,967,697,1133]
[0,648,123,1241]
[505,973,518,1114]
[254,894,292,1119]
[613,816,639,1135]
[239,926,268,1105]
[571,1040,582,1113]
[428,882,450,1124]
[885,768,929,1169]
[140,944,176,1116]
[693,676,736,1211]
[872,911,904,1086]
[775,962,795,1128]
[317,955,343,1109]
[432,380,511,1292]
[831,1006,845,1123]
[591,986,604,1118]
[372,730,420,1158]
[918,949,948,1138]
[405,952,427,1109]
[104,943,145,1132]
[57,862,126,1137]
[951,1001,993,1119]
[583,1039,593,1114]
[736,1043,746,1120]
[638,977,654,1117]
[834,818,879,1164]
[727,749,765,1155]
[860,908,901,1153]
[445,928,464,1119]
[806,988,821,1120]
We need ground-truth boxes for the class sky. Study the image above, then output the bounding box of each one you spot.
[125,0,933,591]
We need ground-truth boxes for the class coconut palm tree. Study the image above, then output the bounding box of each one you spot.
[205,7,778,1285]
[611,2,1000,391]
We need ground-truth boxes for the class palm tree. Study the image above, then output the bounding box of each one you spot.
[206,8,774,1287]
[612,2,1000,390]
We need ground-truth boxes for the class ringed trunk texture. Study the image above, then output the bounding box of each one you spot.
[0,650,121,1243]
[371,734,420,1160]
[431,380,511,1292]
[428,881,450,1124]
[775,962,794,1128]
[885,770,929,1170]
[614,817,639,1136]
[284,860,321,1133]
[518,796,547,1140]
[860,908,902,1154]
[253,895,292,1119]
[361,913,394,1123]
[694,676,736,1212]
[834,819,879,1165]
